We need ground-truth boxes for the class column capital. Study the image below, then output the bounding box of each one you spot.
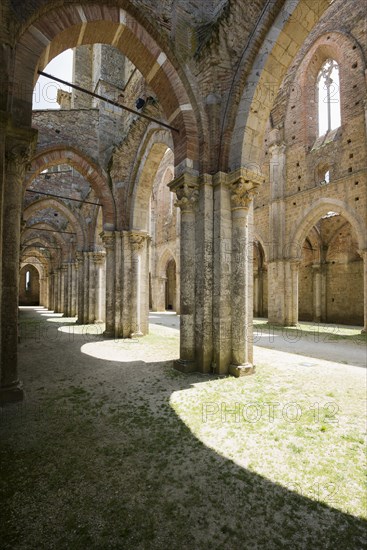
[129,230,149,251]
[168,173,199,212]
[100,230,115,249]
[92,251,106,264]
[226,167,264,210]
[5,126,38,181]
[358,249,367,259]
[290,258,302,271]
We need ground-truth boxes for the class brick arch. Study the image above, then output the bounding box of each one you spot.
[290,198,366,260]
[130,129,174,231]
[25,146,116,229]
[12,3,201,174]
[23,198,86,250]
[226,0,331,172]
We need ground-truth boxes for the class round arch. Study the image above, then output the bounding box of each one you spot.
[12,3,201,173]
[25,146,116,228]
[290,198,366,259]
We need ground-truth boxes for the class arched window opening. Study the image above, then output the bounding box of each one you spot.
[25,270,31,291]
[317,59,341,137]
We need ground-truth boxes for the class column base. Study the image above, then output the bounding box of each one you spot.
[103,330,115,338]
[0,381,24,405]
[228,363,255,377]
[361,327,366,334]
[173,359,197,374]
[130,331,144,338]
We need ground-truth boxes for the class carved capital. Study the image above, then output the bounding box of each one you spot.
[5,133,37,183]
[168,173,199,212]
[129,231,148,251]
[100,231,115,251]
[92,252,106,265]
[226,167,264,210]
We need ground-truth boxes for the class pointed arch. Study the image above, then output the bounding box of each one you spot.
[25,146,116,229]
[291,198,366,259]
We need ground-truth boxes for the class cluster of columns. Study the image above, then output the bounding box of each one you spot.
[168,167,263,377]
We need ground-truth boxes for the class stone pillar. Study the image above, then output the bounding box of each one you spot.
[61,264,68,315]
[50,272,55,311]
[288,259,300,326]
[129,232,148,337]
[227,174,259,377]
[76,253,85,324]
[93,253,106,323]
[151,276,166,311]
[359,250,367,333]
[101,232,116,337]
[253,271,259,317]
[71,262,78,317]
[168,175,199,372]
[0,127,37,404]
[312,263,322,322]
[55,268,62,313]
[87,252,96,324]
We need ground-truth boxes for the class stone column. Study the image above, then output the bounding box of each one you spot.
[151,276,166,311]
[168,175,199,372]
[50,272,55,311]
[87,252,96,324]
[227,173,260,377]
[359,250,367,333]
[76,253,85,324]
[253,271,259,317]
[0,128,37,404]
[71,262,78,317]
[101,232,116,337]
[129,232,148,337]
[61,264,68,315]
[312,263,322,322]
[93,252,105,323]
[288,259,300,326]
[55,268,62,313]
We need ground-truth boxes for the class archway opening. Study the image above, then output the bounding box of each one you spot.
[253,240,268,318]
[165,259,177,312]
[299,212,363,326]
[19,265,40,306]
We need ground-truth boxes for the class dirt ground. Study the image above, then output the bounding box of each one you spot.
[0,307,366,550]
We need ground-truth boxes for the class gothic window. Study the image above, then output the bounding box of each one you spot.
[317,59,341,136]
[26,270,31,291]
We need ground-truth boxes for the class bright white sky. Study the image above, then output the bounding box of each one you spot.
[33,49,73,110]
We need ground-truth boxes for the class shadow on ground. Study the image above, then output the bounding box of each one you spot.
[0,308,366,549]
